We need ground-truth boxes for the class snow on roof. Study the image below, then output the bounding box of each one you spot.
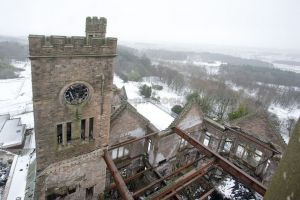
[0,118,25,148]
[14,112,34,129]
[7,151,34,200]
[135,102,174,131]
[0,114,10,130]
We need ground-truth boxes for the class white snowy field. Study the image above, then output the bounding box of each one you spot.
[225,80,258,97]
[114,75,185,111]
[272,63,300,74]
[268,103,300,143]
[0,61,34,128]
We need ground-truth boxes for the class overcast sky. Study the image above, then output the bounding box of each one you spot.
[1,0,299,50]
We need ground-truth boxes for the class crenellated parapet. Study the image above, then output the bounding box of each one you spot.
[86,16,107,38]
[28,35,117,58]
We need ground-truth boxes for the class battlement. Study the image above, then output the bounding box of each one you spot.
[86,16,107,38]
[28,35,117,58]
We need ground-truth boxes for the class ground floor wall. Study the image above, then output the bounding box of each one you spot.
[35,149,106,200]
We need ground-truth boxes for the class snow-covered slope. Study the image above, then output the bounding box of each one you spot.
[0,61,34,128]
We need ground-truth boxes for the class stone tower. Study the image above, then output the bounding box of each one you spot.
[86,16,107,38]
[29,17,117,199]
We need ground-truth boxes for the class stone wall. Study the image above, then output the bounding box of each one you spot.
[36,149,106,200]
[30,56,115,172]
[29,16,117,199]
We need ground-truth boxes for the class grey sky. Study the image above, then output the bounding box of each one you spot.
[1,0,299,50]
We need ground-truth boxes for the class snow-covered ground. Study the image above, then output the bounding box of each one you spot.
[155,59,225,75]
[217,177,235,198]
[217,177,263,200]
[225,81,258,97]
[0,61,34,128]
[114,75,185,111]
[268,103,300,143]
[256,82,300,92]
[272,63,300,74]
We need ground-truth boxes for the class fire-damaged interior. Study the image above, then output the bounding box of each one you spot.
[103,98,283,200]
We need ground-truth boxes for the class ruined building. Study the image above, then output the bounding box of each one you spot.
[29,17,117,199]
[29,17,285,199]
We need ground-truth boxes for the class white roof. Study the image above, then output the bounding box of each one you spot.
[135,102,174,131]
[0,114,10,130]
[0,118,25,148]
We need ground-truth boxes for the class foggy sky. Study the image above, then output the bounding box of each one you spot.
[1,0,299,50]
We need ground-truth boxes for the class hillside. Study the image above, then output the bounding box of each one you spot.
[0,40,28,79]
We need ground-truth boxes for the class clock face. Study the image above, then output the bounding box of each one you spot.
[64,83,89,105]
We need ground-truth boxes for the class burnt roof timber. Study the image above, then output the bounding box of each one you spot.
[172,126,267,196]
[132,156,207,197]
[103,151,134,200]
[108,131,158,150]
[152,159,216,200]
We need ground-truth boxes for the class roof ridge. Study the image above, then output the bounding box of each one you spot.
[110,101,159,132]
[169,99,199,128]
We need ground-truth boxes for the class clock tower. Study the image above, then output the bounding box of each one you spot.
[29,17,117,199]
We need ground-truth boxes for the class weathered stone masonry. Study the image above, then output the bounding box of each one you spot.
[29,17,117,199]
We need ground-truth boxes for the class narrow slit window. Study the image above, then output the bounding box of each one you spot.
[57,124,63,144]
[86,186,94,200]
[67,122,72,142]
[223,139,233,152]
[203,132,211,147]
[147,139,152,153]
[89,118,94,139]
[81,119,86,140]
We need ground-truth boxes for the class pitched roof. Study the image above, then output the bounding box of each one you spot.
[111,101,159,132]
[231,111,286,150]
[169,99,203,128]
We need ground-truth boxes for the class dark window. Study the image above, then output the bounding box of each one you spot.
[86,186,94,200]
[81,119,86,140]
[89,118,94,139]
[158,159,167,165]
[67,122,72,142]
[68,187,76,194]
[57,124,63,144]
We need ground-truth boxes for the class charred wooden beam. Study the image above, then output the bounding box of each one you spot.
[153,159,215,200]
[103,150,133,200]
[109,131,158,150]
[133,156,205,197]
[172,127,267,196]
[198,188,215,200]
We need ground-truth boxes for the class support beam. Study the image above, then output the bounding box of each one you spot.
[133,156,205,197]
[152,159,215,200]
[172,127,267,196]
[109,131,158,150]
[103,151,133,200]
[198,188,215,200]
[108,164,157,190]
